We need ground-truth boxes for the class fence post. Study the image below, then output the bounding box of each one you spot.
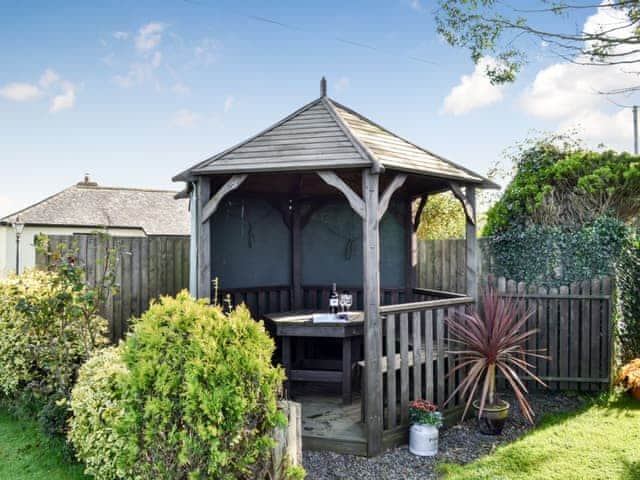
[465,187,478,301]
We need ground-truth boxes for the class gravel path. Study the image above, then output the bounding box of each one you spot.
[303,392,586,480]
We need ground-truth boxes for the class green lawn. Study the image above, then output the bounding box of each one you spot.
[0,409,88,480]
[439,394,640,480]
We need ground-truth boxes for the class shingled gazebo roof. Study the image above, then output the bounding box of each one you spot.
[174,94,497,188]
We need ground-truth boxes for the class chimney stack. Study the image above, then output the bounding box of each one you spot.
[77,173,98,187]
[320,76,327,97]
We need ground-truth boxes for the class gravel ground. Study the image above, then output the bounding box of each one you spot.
[303,392,586,480]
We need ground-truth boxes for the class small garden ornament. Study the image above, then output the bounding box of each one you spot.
[616,359,640,401]
[408,399,443,456]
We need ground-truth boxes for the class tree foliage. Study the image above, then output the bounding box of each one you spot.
[417,192,466,240]
[435,1,640,87]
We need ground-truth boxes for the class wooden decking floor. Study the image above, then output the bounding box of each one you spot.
[293,385,367,455]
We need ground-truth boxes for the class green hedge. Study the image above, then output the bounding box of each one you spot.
[484,142,640,236]
[616,233,640,362]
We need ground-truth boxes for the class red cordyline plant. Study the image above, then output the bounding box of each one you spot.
[444,288,549,424]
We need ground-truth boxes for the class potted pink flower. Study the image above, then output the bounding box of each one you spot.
[408,399,443,456]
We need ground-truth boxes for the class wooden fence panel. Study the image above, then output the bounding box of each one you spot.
[417,238,487,293]
[494,277,612,391]
[36,233,190,340]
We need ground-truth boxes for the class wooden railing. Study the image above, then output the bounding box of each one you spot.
[221,285,410,319]
[220,285,292,319]
[377,295,474,432]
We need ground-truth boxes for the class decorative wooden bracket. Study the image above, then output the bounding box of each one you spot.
[377,174,407,221]
[201,174,248,223]
[413,194,428,232]
[449,182,476,225]
[317,171,365,218]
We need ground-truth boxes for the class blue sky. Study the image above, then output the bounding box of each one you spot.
[0,0,634,217]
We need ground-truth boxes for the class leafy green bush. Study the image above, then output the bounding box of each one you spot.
[616,233,640,362]
[0,268,109,405]
[120,292,285,479]
[0,272,42,397]
[484,138,640,236]
[71,292,286,479]
[68,347,132,480]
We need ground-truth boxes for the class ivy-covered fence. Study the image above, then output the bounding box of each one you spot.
[418,218,628,292]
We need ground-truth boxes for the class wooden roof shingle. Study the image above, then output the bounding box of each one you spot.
[174,96,496,188]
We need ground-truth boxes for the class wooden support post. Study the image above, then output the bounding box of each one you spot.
[197,177,212,300]
[291,201,303,310]
[465,186,478,301]
[362,169,383,456]
[405,198,417,301]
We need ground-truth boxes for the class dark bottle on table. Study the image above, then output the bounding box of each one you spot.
[329,283,339,314]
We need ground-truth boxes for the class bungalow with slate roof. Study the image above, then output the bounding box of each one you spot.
[0,175,190,277]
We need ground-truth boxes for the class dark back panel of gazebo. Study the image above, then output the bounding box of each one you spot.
[211,196,408,318]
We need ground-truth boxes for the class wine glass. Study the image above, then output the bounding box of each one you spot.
[344,292,353,312]
[339,293,348,312]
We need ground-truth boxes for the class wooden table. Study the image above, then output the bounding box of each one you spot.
[264,311,364,404]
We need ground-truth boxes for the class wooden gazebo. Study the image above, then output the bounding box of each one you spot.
[174,79,497,456]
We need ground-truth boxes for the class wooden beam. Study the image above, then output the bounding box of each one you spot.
[413,195,428,233]
[465,186,478,301]
[197,178,212,300]
[449,182,476,225]
[362,169,383,456]
[377,173,407,221]
[317,171,365,219]
[201,174,248,223]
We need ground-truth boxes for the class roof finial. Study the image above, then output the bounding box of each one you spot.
[320,76,327,97]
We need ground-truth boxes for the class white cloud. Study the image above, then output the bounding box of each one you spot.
[49,83,76,113]
[114,54,162,88]
[172,82,190,95]
[520,4,639,149]
[409,0,422,11]
[223,95,235,113]
[171,108,200,127]
[0,82,42,101]
[39,69,60,88]
[558,109,632,150]
[335,76,350,93]
[194,38,217,65]
[0,70,77,112]
[101,52,115,67]
[441,57,505,115]
[113,31,129,40]
[135,22,166,52]
[151,51,162,68]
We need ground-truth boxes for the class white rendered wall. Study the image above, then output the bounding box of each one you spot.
[0,225,146,277]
